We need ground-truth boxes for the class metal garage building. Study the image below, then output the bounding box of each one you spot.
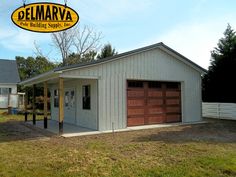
[21,42,206,132]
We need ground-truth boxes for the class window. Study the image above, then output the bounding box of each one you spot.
[65,91,69,107]
[128,81,143,88]
[83,85,91,110]
[70,91,75,107]
[0,88,11,95]
[54,90,59,107]
[166,82,179,89]
[148,81,162,88]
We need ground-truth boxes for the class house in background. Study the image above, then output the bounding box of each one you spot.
[0,59,20,109]
[21,42,206,133]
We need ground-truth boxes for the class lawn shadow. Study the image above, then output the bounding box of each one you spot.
[0,120,55,143]
[133,120,236,144]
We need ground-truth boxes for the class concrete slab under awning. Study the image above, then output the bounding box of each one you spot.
[27,120,96,136]
[27,120,207,138]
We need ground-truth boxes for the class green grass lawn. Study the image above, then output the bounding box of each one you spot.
[0,112,235,177]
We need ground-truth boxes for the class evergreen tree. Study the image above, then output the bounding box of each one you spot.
[202,24,236,103]
[63,50,97,66]
[97,43,118,59]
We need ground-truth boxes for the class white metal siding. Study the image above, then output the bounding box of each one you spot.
[0,84,17,94]
[62,48,202,131]
[203,102,236,120]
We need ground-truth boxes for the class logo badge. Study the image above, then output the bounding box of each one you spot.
[11,2,79,33]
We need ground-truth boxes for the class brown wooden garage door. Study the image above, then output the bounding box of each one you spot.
[127,81,181,126]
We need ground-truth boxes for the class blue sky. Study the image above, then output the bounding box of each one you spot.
[0,0,236,69]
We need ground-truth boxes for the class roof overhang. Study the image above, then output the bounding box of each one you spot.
[19,70,100,87]
[19,70,60,86]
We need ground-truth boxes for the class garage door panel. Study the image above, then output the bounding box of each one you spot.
[127,99,145,107]
[127,90,144,97]
[147,115,166,124]
[166,114,181,123]
[128,108,145,116]
[166,106,181,113]
[148,91,163,97]
[127,117,145,126]
[166,91,180,97]
[148,107,164,114]
[147,99,164,106]
[166,99,180,105]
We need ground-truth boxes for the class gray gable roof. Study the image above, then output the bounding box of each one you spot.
[0,59,20,84]
[54,42,206,73]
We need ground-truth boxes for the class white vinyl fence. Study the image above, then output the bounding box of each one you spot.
[202,102,236,120]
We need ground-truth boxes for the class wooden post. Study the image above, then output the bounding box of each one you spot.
[24,88,28,122]
[59,78,64,134]
[7,92,11,115]
[32,84,36,125]
[44,82,48,129]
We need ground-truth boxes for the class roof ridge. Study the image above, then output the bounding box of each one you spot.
[54,42,163,71]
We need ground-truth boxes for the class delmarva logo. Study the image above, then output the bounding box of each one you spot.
[11,2,79,33]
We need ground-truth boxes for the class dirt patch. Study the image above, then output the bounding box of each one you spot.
[0,118,236,145]
[130,121,236,144]
[0,121,55,143]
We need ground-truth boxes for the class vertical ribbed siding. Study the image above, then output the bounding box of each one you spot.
[63,48,202,131]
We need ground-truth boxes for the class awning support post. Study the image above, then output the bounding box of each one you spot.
[44,82,48,129]
[32,84,36,125]
[59,78,64,134]
[24,88,28,122]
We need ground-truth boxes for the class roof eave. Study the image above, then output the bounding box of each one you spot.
[19,70,59,86]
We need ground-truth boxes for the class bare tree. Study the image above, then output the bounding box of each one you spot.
[51,28,75,65]
[73,25,103,58]
[34,25,103,66]
[51,25,102,66]
[33,41,52,60]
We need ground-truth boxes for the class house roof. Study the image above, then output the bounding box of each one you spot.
[54,42,207,73]
[0,59,20,84]
[20,42,207,86]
